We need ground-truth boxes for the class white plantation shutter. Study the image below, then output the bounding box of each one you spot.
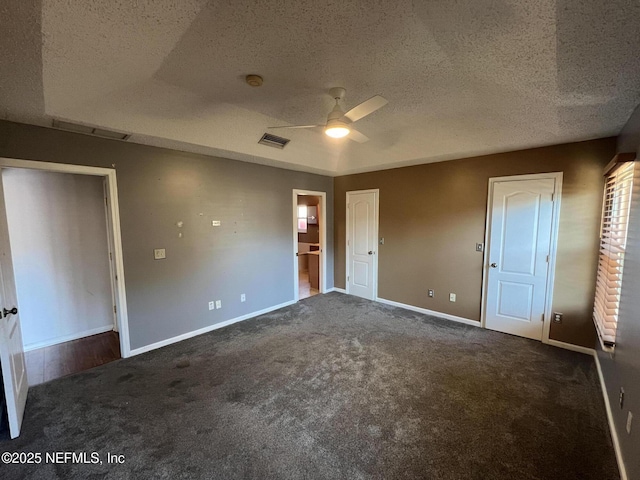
[593,161,635,349]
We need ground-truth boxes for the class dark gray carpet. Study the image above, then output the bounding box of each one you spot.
[0,292,618,479]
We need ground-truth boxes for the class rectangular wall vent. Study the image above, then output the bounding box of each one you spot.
[258,133,290,149]
[52,119,130,141]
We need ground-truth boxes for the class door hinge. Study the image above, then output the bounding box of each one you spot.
[551,193,555,202]
[347,276,350,282]
[114,305,117,314]
[546,254,549,263]
[109,252,113,261]
[541,313,544,322]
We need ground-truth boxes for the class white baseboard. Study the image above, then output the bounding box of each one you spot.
[545,339,595,356]
[128,300,296,357]
[376,298,596,354]
[375,297,480,327]
[594,352,628,480]
[326,287,347,294]
[24,325,114,352]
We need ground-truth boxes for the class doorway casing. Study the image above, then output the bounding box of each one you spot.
[0,157,131,358]
[292,189,328,301]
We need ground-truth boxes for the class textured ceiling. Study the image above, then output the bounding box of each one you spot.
[1,0,640,175]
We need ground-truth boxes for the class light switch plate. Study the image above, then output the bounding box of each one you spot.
[212,220,221,226]
[449,293,456,302]
[476,243,484,252]
[153,248,166,260]
[215,300,222,309]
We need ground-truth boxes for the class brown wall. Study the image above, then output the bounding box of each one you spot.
[334,138,615,348]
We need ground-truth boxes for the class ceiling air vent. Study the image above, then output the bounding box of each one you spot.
[258,133,290,149]
[52,119,130,141]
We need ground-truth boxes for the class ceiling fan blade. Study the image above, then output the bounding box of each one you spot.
[343,95,388,122]
[268,124,322,129]
[347,128,369,143]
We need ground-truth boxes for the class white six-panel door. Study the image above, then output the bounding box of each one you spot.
[347,190,378,300]
[485,178,556,340]
[0,169,29,438]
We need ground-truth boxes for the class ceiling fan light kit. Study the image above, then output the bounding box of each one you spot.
[325,120,350,138]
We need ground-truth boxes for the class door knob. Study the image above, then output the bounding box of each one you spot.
[3,307,18,317]
[368,251,373,255]
[490,263,497,268]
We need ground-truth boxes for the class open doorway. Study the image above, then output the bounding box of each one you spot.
[0,158,130,437]
[293,190,327,301]
[0,159,130,387]
[3,168,121,385]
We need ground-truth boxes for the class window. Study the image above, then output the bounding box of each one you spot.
[297,205,308,233]
[593,161,635,350]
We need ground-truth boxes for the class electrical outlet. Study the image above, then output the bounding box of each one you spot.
[627,411,633,434]
[428,289,434,298]
[379,237,385,245]
[241,294,246,302]
[553,312,563,323]
[620,388,625,409]
[212,220,221,226]
[153,248,166,260]
[208,301,215,311]
[476,243,484,252]
[449,293,456,302]
[215,300,222,309]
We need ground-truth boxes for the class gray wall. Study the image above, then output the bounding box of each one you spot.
[0,120,334,351]
[3,169,114,349]
[597,107,640,479]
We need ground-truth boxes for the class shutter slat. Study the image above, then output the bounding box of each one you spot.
[593,161,635,350]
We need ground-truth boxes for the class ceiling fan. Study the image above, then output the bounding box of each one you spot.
[269,87,388,143]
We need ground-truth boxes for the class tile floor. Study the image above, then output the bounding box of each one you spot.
[298,271,319,300]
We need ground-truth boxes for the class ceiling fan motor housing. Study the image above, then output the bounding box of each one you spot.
[328,104,347,122]
[326,100,350,134]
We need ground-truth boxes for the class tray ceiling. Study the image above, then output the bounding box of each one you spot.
[2,0,640,175]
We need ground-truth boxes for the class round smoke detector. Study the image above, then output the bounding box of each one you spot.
[246,75,263,87]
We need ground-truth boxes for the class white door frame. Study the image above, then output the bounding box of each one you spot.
[480,172,563,345]
[103,180,119,332]
[345,189,379,298]
[292,189,327,301]
[0,157,131,358]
